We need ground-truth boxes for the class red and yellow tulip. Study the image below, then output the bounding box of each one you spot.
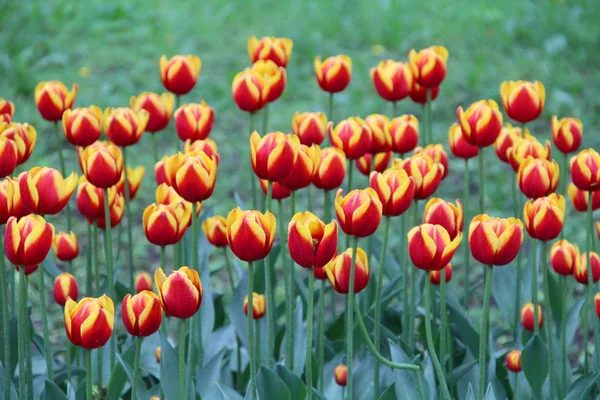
[243,292,267,319]
[202,216,228,248]
[64,295,114,349]
[370,60,413,102]
[311,147,346,191]
[335,188,382,237]
[423,198,463,239]
[288,212,338,269]
[356,152,392,176]
[365,114,392,154]
[0,123,37,166]
[143,203,187,246]
[130,92,174,133]
[523,194,565,241]
[448,123,478,159]
[279,144,316,191]
[122,291,163,337]
[314,55,352,93]
[574,252,600,285]
[163,151,219,202]
[159,55,201,95]
[506,129,551,172]
[248,36,293,68]
[457,100,503,147]
[334,365,348,387]
[570,148,600,192]
[53,273,78,307]
[4,215,54,266]
[250,131,299,181]
[408,46,449,88]
[174,102,214,142]
[0,98,15,119]
[155,267,202,319]
[259,179,290,200]
[395,153,444,200]
[550,240,580,276]
[227,208,276,262]
[505,350,522,373]
[409,81,439,104]
[62,106,103,147]
[369,167,415,217]
[500,80,545,124]
[388,115,419,155]
[551,116,582,155]
[103,107,149,147]
[19,167,77,215]
[567,183,600,212]
[0,178,15,225]
[521,302,543,332]
[292,112,327,146]
[94,193,125,230]
[34,81,78,121]
[80,141,123,189]
[135,272,153,293]
[184,139,218,158]
[468,215,523,266]
[414,144,449,179]
[76,176,117,220]
[324,247,370,294]
[518,158,559,199]
[0,137,17,178]
[328,117,372,160]
[494,124,522,164]
[408,224,462,271]
[116,165,145,200]
[430,264,452,285]
[52,231,79,262]
[252,60,287,103]
[232,69,266,113]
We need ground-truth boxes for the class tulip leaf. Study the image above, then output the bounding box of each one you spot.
[483,383,496,399]
[41,379,67,400]
[566,297,585,346]
[370,234,402,277]
[203,381,245,400]
[198,261,215,357]
[228,267,249,347]
[117,351,151,400]
[465,384,476,400]
[377,383,398,400]
[0,314,19,375]
[158,331,181,400]
[0,362,18,400]
[546,268,564,328]
[446,290,480,358]
[521,334,548,398]
[292,297,307,375]
[256,365,291,400]
[42,258,61,280]
[354,354,376,400]
[275,364,306,400]
[106,341,137,400]
[196,348,226,399]
[565,371,600,400]
[389,341,429,400]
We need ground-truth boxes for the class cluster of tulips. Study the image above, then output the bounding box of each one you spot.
[0,33,599,400]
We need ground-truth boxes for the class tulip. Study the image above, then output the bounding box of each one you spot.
[408,224,462,271]
[0,178,14,225]
[93,193,125,230]
[388,115,419,154]
[135,272,153,293]
[155,183,193,208]
[174,102,215,142]
[365,114,392,154]
[163,151,219,202]
[335,188,382,237]
[448,123,478,159]
[356,152,392,176]
[34,81,78,121]
[324,247,370,294]
[248,36,293,67]
[115,165,144,200]
[312,147,346,190]
[19,167,77,215]
[52,231,79,262]
[226,208,276,262]
[408,46,449,88]
[278,144,316,191]
[76,177,117,221]
[0,123,37,166]
[523,194,565,241]
[259,179,290,200]
[288,212,338,269]
[468,215,523,266]
[243,293,266,319]
[250,131,299,181]
[521,302,543,331]
[328,117,372,160]
[518,158,559,199]
[552,116,582,155]
[251,60,287,103]
[64,295,114,349]
[232,68,266,113]
[103,107,149,147]
[159,55,201,95]
[409,81,440,104]
[0,137,17,178]
[143,203,187,246]
[80,141,123,189]
[430,264,452,285]
[53,272,78,307]
[60,106,103,148]
[155,347,162,363]
[369,167,415,217]
[370,60,413,102]
[0,98,15,119]
[494,124,522,164]
[130,92,174,133]
[567,183,600,212]
[550,240,580,276]
[500,80,545,124]
[184,138,218,158]
[457,100,503,147]
[570,149,600,192]
[201,216,228,248]
[423,198,463,239]
[122,291,163,336]
[155,267,202,319]
[334,365,348,387]
[395,153,444,200]
[505,350,522,373]
[414,144,449,179]
[292,112,327,146]
[4,215,54,266]
[574,252,600,284]
[314,55,352,93]
[506,129,551,172]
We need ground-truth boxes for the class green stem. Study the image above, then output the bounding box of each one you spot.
[86,223,93,295]
[66,342,72,385]
[18,266,26,400]
[306,272,315,400]
[346,237,359,400]
[425,276,451,399]
[185,316,196,399]
[512,172,522,338]
[560,275,567,398]
[532,240,539,335]
[131,337,142,400]
[478,265,493,400]
[463,159,471,311]
[249,112,257,209]
[478,148,485,214]
[541,240,554,400]
[421,104,427,147]
[288,192,296,367]
[584,193,593,374]
[151,133,159,165]
[408,201,419,356]
[122,146,135,290]
[86,350,92,400]
[347,159,354,193]
[278,198,292,369]
[38,266,54,380]
[179,318,187,400]
[247,261,257,400]
[440,267,448,376]
[374,216,391,396]
[223,247,240,387]
[0,235,10,400]
[317,280,325,391]
[160,246,166,273]
[55,121,72,234]
[426,88,432,144]
[9,265,15,318]
[392,101,398,118]
[190,202,202,379]
[402,210,410,337]
[265,181,274,367]
[323,190,331,222]
[93,221,99,296]
[328,92,334,125]
[262,104,269,133]
[174,242,182,269]
[307,185,313,215]
[103,188,115,369]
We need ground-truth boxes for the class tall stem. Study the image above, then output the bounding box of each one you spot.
[327,93,334,146]
[179,318,187,400]
[264,182,275,367]
[93,221,99,295]
[86,350,92,400]
[287,192,296,367]
[185,313,196,398]
[392,101,398,118]
[0,235,11,400]
[38,266,54,380]
[440,267,448,375]
[346,237,359,400]
[347,159,354,193]
[174,242,182,269]
[512,173,522,339]
[408,201,419,356]
[421,104,427,147]
[54,121,72,235]
[222,248,241,387]
[103,188,116,368]
[306,272,315,400]
[247,261,257,400]
[151,133,159,165]
[425,276,451,399]
[307,186,313,215]
[402,209,410,337]
[122,146,135,290]
[262,104,269,133]
[317,280,325,391]
[477,265,493,400]
[249,113,257,209]
[478,148,485,213]
[532,240,539,335]
[584,193,593,373]
[86,223,93,295]
[463,159,471,311]
[279,198,292,368]
[374,216,391,396]
[560,275,567,399]
[190,202,203,372]
[131,337,142,400]
[426,88,432,144]
[24,274,32,400]
[18,266,26,400]
[541,240,554,400]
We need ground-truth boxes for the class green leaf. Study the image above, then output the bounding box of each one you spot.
[106,342,137,399]
[370,234,402,277]
[565,372,600,400]
[465,384,476,400]
[116,352,150,400]
[483,383,496,399]
[0,314,19,375]
[42,379,67,400]
[389,341,428,400]
[196,349,226,399]
[198,263,215,355]
[446,290,480,358]
[256,365,291,400]
[354,354,375,399]
[203,381,245,400]
[0,362,18,400]
[377,383,397,400]
[42,258,61,280]
[521,334,548,398]
[547,270,563,328]
[292,298,306,375]
[158,331,180,400]
[275,364,306,400]
[566,297,585,346]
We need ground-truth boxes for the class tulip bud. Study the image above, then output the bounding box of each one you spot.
[494,124,522,164]
[595,293,600,319]
[53,273,78,307]
[122,291,163,337]
[248,36,293,67]
[334,365,348,387]
[500,81,545,124]
[469,215,523,266]
[288,212,338,269]
[279,144,316,191]
[506,129,551,172]
[163,151,219,202]
[0,98,15,119]
[312,147,346,191]
[408,224,462,271]
[567,184,600,212]
[80,141,123,189]
[551,116,582,155]
[19,167,77,215]
[250,131,299,181]
[292,112,327,146]
[388,115,419,154]
[92,193,125,230]
[409,46,449,88]
[0,178,15,225]
[104,107,149,147]
[574,252,600,285]
[356,152,392,176]
[518,158,559,199]
[76,176,117,221]
[448,123,478,159]
[0,123,37,166]
[328,117,372,160]
[395,154,444,200]
[423,198,463,239]
[34,81,78,121]
[335,188,382,237]
[0,137,17,178]
[314,55,352,93]
[550,240,580,276]
[409,81,440,104]
[227,208,276,262]
[457,100,503,147]
[521,302,543,332]
[135,272,153,293]
[202,216,228,248]
[370,60,413,102]
[505,350,522,373]
[64,295,114,349]
[414,144,449,179]
[184,139,218,158]
[155,267,202,319]
[369,168,415,217]
[252,60,287,103]
[260,179,290,200]
[365,114,392,154]
[570,149,600,192]
[4,215,54,266]
[232,69,266,113]
[159,55,201,95]
[61,106,103,147]
[325,247,370,294]
[115,165,145,201]
[243,292,266,319]
[143,203,187,246]
[523,194,565,241]
[155,347,162,363]
[53,231,79,262]
[130,92,174,133]
[430,264,452,285]
[174,102,215,142]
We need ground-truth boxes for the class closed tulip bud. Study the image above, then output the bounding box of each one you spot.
[155,267,202,319]
[469,215,523,266]
[163,151,219,202]
[143,203,186,246]
[596,293,600,319]
[53,231,79,261]
[414,144,449,179]
[423,198,463,239]
[252,60,287,103]
[409,46,449,88]
[334,365,348,386]
[184,139,218,158]
[34,81,78,121]
[552,116,582,155]
[116,165,145,200]
[53,273,78,306]
[4,178,27,220]
[64,295,114,349]
[260,178,290,200]
[430,264,452,285]
[325,247,370,294]
[76,176,117,220]
[0,137,17,178]
[0,123,37,166]
[457,100,503,148]
[521,302,543,332]
[104,107,148,147]
[505,350,522,373]
[570,149,600,192]
[314,55,352,93]
[395,154,444,200]
[408,224,462,271]
[155,347,161,363]
[62,106,103,147]
[4,215,54,266]
[500,81,545,124]
[130,92,174,133]
[388,115,419,154]
[0,179,15,225]
[159,55,201,95]
[574,252,600,285]
[232,69,266,113]
[365,114,392,154]
[279,144,316,191]
[227,208,276,262]
[135,272,153,293]
[335,188,382,237]
[506,129,552,172]
[19,167,77,215]
[409,81,440,104]
[567,184,600,212]
[328,117,372,160]
[202,216,228,248]
[370,60,413,102]
[122,291,163,337]
[174,102,215,141]
[448,123,478,159]
[494,124,522,164]
[550,240,580,276]
[312,147,346,191]
[523,194,565,241]
[356,152,392,176]
[80,141,123,189]
[94,193,125,230]
[0,98,15,119]
[288,212,338,269]
[369,168,415,217]
[314,267,327,280]
[248,36,293,67]
[292,112,327,146]
[518,158,559,199]
[243,292,266,319]
[250,131,299,181]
